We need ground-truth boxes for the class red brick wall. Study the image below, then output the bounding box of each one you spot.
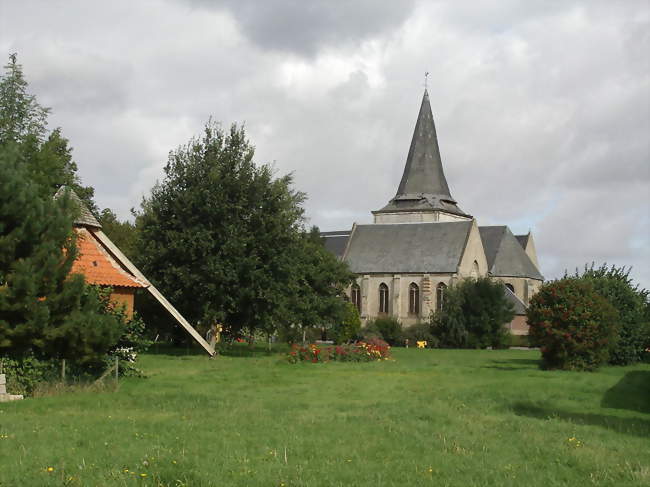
[508,315,530,336]
[110,288,136,319]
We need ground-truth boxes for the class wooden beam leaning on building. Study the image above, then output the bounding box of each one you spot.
[92,230,216,357]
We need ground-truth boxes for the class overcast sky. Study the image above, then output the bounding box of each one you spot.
[1,0,648,287]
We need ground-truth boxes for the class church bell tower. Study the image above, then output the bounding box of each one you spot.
[373,90,471,224]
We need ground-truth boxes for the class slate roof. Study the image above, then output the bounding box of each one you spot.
[54,186,102,228]
[343,221,472,273]
[479,226,543,280]
[515,234,529,249]
[320,230,351,258]
[71,228,144,288]
[374,90,470,218]
[504,285,527,315]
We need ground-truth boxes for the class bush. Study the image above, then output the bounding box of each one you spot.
[570,264,649,365]
[432,278,514,349]
[527,278,619,371]
[0,356,57,395]
[402,322,438,348]
[369,316,403,346]
[287,339,391,363]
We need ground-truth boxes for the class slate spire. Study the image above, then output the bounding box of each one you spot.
[396,89,452,198]
[374,90,470,218]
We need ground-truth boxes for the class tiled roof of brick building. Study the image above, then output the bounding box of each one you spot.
[71,228,144,288]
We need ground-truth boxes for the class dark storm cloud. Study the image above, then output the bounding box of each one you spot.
[185,0,416,56]
[1,0,648,287]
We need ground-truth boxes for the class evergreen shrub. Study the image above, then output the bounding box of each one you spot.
[402,322,439,348]
[368,316,403,346]
[527,278,619,371]
[432,278,514,349]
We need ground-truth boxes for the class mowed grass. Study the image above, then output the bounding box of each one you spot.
[1,347,649,487]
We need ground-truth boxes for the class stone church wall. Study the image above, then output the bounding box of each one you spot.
[374,211,471,224]
[354,273,455,326]
[492,276,543,305]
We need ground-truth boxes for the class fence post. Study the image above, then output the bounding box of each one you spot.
[115,356,119,383]
[61,359,66,382]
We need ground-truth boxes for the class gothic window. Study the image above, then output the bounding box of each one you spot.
[505,283,515,293]
[351,284,361,312]
[409,283,420,315]
[436,282,447,312]
[471,260,479,278]
[379,283,389,314]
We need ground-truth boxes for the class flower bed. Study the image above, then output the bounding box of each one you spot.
[287,339,391,363]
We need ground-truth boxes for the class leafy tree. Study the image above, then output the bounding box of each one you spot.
[0,53,48,144]
[432,278,514,348]
[284,227,354,343]
[0,54,97,213]
[0,144,122,365]
[527,278,619,371]
[136,121,309,337]
[98,208,138,260]
[569,264,649,365]
[328,302,361,344]
[431,284,467,347]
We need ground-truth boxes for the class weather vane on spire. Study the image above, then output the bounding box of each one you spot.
[424,71,429,91]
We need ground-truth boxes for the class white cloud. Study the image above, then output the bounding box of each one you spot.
[1,0,648,287]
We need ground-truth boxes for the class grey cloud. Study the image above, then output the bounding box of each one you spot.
[184,0,416,56]
[1,0,648,288]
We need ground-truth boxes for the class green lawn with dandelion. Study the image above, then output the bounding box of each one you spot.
[1,346,649,486]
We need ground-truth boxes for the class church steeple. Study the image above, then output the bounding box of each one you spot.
[396,89,452,199]
[373,89,471,223]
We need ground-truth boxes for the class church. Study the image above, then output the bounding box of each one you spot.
[322,90,544,335]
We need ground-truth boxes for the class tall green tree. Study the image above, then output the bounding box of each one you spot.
[0,54,97,213]
[283,227,355,342]
[432,278,514,348]
[0,144,122,364]
[98,208,138,260]
[136,121,306,337]
[570,264,649,365]
[0,53,48,144]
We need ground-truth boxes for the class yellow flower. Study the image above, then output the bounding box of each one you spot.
[140,473,148,477]
[46,467,55,473]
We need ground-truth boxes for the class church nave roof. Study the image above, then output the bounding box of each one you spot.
[342,221,473,274]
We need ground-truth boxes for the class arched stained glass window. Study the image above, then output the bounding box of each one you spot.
[379,283,389,314]
[436,282,447,312]
[351,284,361,312]
[409,283,420,314]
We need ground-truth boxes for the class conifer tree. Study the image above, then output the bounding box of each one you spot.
[0,53,48,145]
[0,144,122,364]
[0,54,97,214]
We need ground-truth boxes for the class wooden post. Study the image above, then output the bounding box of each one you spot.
[61,359,66,382]
[115,357,119,383]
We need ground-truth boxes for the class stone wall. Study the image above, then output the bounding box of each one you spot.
[373,210,472,224]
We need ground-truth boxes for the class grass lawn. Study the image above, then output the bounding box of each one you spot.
[1,346,648,486]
